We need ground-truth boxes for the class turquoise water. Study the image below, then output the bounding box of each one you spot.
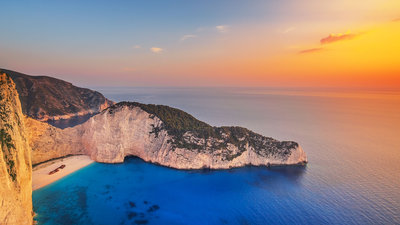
[33,88,400,224]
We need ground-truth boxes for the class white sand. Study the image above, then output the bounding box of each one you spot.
[32,155,94,191]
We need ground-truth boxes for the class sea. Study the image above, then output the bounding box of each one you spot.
[33,87,400,225]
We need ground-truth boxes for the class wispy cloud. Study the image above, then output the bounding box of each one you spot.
[299,48,324,54]
[150,47,163,53]
[320,32,359,44]
[180,34,197,41]
[299,30,360,54]
[216,25,229,33]
[283,27,295,34]
[133,45,141,49]
[393,17,400,22]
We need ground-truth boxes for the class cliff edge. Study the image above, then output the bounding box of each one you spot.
[0,73,32,225]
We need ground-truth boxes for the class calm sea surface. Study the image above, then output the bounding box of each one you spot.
[33,87,400,225]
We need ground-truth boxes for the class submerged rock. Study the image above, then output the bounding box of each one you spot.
[147,204,160,212]
[128,212,137,219]
[134,219,148,225]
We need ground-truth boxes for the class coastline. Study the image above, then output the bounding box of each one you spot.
[32,155,94,191]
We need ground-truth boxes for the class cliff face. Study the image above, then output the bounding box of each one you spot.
[29,102,307,169]
[1,68,114,122]
[0,73,32,225]
[26,118,85,165]
[81,103,307,168]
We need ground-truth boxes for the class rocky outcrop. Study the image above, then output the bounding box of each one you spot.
[28,102,307,169]
[26,118,85,166]
[0,73,32,225]
[1,68,114,122]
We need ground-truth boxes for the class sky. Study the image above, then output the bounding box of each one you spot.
[0,0,399,88]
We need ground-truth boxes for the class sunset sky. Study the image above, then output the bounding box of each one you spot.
[1,0,399,88]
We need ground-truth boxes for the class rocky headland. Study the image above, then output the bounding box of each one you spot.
[28,102,307,169]
[1,68,114,122]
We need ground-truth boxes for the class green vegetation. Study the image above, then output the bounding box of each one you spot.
[0,73,18,181]
[5,154,16,181]
[109,101,215,139]
[0,128,15,150]
[108,102,299,161]
[130,102,214,137]
[1,124,18,182]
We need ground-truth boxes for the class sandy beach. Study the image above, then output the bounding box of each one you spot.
[32,155,94,191]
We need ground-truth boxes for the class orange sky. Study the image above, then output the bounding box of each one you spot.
[134,20,400,88]
[1,0,399,88]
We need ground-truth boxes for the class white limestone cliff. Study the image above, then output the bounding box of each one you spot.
[28,103,307,169]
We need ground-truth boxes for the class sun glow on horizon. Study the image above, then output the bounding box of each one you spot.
[0,0,399,88]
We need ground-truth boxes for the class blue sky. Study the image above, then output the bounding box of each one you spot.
[1,1,274,51]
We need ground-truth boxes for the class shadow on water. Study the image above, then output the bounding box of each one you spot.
[124,155,307,183]
[239,165,308,192]
[268,165,308,183]
[46,113,95,129]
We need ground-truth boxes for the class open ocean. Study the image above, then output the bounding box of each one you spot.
[33,87,400,225]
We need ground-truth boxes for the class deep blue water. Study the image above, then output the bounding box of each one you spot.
[33,87,400,224]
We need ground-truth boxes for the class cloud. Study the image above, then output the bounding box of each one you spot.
[299,48,324,54]
[133,45,141,49]
[393,17,400,22]
[216,25,229,33]
[180,34,197,41]
[296,30,358,54]
[283,27,295,34]
[150,47,163,53]
[320,32,359,44]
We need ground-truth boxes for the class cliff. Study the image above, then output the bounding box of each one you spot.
[0,68,114,122]
[26,117,85,166]
[0,73,33,224]
[29,102,307,169]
